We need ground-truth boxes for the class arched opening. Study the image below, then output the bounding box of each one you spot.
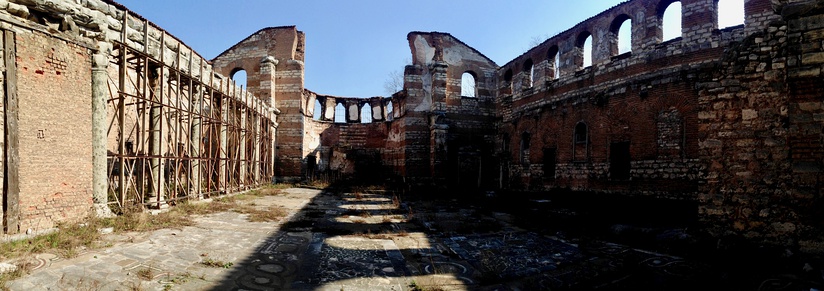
[334,103,345,123]
[661,1,682,42]
[574,122,588,144]
[718,0,744,29]
[361,104,373,123]
[520,132,531,165]
[523,60,534,88]
[504,69,513,89]
[313,99,322,120]
[230,68,247,88]
[611,15,633,55]
[461,71,477,97]
[386,101,394,121]
[576,32,593,69]
[548,46,560,80]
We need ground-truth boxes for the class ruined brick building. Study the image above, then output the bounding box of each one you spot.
[0,0,821,252]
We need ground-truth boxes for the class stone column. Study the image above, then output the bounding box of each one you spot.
[92,43,114,217]
[270,109,279,183]
[190,87,202,199]
[149,67,167,209]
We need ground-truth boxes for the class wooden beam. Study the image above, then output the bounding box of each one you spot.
[4,30,19,234]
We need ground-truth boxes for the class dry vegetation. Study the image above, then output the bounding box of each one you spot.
[0,184,290,288]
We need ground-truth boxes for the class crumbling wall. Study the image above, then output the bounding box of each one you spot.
[402,32,499,188]
[697,0,824,250]
[213,27,304,182]
[496,0,755,194]
[301,91,395,181]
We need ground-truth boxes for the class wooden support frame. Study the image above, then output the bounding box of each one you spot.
[105,11,276,210]
[3,30,19,234]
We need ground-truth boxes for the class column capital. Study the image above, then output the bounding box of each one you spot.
[261,56,279,66]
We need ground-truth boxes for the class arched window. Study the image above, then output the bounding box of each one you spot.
[230,68,247,88]
[461,71,477,97]
[523,59,534,88]
[576,32,593,69]
[334,102,345,123]
[520,132,531,165]
[386,100,394,121]
[718,0,744,29]
[611,15,633,55]
[661,1,682,42]
[361,104,373,123]
[313,99,322,120]
[574,122,588,144]
[548,46,560,80]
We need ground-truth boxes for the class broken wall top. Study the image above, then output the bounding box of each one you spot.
[407,31,497,68]
[0,0,277,121]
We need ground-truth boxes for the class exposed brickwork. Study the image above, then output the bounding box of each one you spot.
[213,27,305,181]
[15,30,93,230]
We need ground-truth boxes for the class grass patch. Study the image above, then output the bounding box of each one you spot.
[233,205,288,222]
[200,256,233,269]
[136,267,154,280]
[0,184,289,288]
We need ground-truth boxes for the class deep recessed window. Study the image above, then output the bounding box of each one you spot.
[611,15,633,55]
[662,1,682,42]
[574,122,588,144]
[461,71,477,97]
[576,32,593,69]
[548,46,560,80]
[523,60,534,88]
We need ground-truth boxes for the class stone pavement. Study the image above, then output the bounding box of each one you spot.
[5,187,717,290]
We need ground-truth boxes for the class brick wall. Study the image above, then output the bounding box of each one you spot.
[212,27,305,181]
[15,30,93,231]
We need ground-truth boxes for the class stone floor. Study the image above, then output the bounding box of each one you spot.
[3,187,816,290]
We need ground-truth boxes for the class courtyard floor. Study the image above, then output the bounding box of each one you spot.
[3,187,819,290]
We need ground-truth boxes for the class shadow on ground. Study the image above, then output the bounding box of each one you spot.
[204,183,824,290]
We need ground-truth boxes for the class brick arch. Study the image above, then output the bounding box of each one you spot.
[656,0,681,19]
[657,0,683,42]
[546,45,560,80]
[609,14,633,56]
[575,31,593,69]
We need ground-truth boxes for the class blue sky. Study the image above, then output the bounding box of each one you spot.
[115,0,743,98]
